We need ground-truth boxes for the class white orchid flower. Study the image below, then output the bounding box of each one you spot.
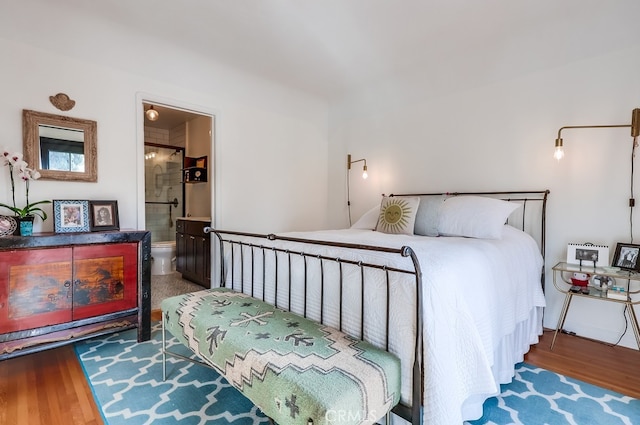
[0,152,50,222]
[1,148,11,166]
[8,152,23,164]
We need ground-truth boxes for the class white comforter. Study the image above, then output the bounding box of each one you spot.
[221,225,545,425]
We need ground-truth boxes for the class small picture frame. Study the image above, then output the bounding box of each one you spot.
[612,243,640,272]
[566,243,609,268]
[89,200,120,231]
[53,200,90,233]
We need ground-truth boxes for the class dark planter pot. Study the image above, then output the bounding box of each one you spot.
[13,216,35,236]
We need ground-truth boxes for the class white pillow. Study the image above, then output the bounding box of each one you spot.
[437,195,520,239]
[413,196,445,237]
[375,196,420,235]
[350,205,380,230]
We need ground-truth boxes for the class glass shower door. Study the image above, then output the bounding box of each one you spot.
[144,145,184,243]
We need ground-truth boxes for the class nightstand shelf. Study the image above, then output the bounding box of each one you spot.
[551,261,640,350]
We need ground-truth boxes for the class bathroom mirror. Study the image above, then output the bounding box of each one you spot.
[23,109,97,182]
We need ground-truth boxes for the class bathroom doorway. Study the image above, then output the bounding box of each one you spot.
[142,101,214,307]
[142,102,213,243]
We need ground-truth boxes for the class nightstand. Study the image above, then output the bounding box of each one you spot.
[551,261,640,350]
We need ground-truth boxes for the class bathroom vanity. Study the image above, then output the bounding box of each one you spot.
[176,218,211,288]
[0,230,151,360]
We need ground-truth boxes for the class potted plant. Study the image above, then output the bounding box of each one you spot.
[1,148,51,235]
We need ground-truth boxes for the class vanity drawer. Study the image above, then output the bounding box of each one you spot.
[177,220,210,237]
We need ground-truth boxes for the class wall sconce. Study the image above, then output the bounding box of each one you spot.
[347,154,368,179]
[346,153,368,226]
[554,108,640,242]
[554,108,640,161]
[145,105,159,122]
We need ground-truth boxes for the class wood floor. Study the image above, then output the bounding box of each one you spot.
[1,325,638,424]
[526,329,640,399]
[0,343,103,425]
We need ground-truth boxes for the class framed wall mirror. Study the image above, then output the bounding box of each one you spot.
[23,109,97,182]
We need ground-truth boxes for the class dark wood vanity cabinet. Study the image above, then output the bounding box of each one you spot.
[176,219,210,288]
[0,231,151,360]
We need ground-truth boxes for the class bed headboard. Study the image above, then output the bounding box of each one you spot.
[388,190,550,289]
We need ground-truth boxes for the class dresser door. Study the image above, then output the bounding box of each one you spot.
[0,248,73,333]
[72,243,138,320]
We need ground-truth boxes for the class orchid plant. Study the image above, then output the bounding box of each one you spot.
[1,148,51,220]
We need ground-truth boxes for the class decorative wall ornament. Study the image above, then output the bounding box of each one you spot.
[49,93,76,111]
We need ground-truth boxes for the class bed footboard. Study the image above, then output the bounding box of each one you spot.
[211,230,424,425]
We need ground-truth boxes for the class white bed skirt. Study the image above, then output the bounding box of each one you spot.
[460,305,544,422]
[389,306,543,425]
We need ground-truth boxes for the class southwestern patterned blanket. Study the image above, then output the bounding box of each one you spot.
[161,288,401,425]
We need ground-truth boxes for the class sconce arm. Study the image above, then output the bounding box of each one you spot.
[347,154,367,169]
[557,124,631,141]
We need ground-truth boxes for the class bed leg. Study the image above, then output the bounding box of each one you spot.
[162,313,167,381]
[385,413,390,425]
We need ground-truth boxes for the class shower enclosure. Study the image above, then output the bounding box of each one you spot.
[144,145,184,243]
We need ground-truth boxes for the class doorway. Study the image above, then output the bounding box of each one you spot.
[142,102,214,241]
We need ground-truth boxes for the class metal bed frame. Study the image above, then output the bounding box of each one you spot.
[212,230,424,424]
[210,190,549,425]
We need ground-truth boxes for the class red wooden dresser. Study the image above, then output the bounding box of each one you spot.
[0,230,151,360]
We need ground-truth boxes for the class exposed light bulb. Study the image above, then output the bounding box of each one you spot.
[553,146,564,161]
[554,138,564,161]
[553,134,564,161]
[362,165,368,179]
[145,106,159,121]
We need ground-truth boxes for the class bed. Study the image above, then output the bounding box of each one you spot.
[209,190,549,425]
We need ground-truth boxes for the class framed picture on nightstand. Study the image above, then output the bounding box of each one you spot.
[612,243,640,272]
[566,243,609,267]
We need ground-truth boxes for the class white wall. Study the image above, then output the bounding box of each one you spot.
[184,115,212,219]
[0,3,329,235]
[327,45,640,349]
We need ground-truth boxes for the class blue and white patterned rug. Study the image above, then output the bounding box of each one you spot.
[467,363,639,425]
[74,323,268,425]
[75,324,639,425]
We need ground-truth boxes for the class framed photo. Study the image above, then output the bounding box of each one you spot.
[566,243,609,268]
[53,200,90,233]
[89,200,120,231]
[612,243,640,272]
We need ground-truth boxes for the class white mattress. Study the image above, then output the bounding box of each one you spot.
[221,225,545,425]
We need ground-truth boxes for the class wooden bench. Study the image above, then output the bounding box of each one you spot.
[161,288,401,425]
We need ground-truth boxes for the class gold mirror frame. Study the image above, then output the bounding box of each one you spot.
[23,109,97,182]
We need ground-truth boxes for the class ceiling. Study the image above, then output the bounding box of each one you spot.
[7,1,640,100]
[143,104,204,130]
